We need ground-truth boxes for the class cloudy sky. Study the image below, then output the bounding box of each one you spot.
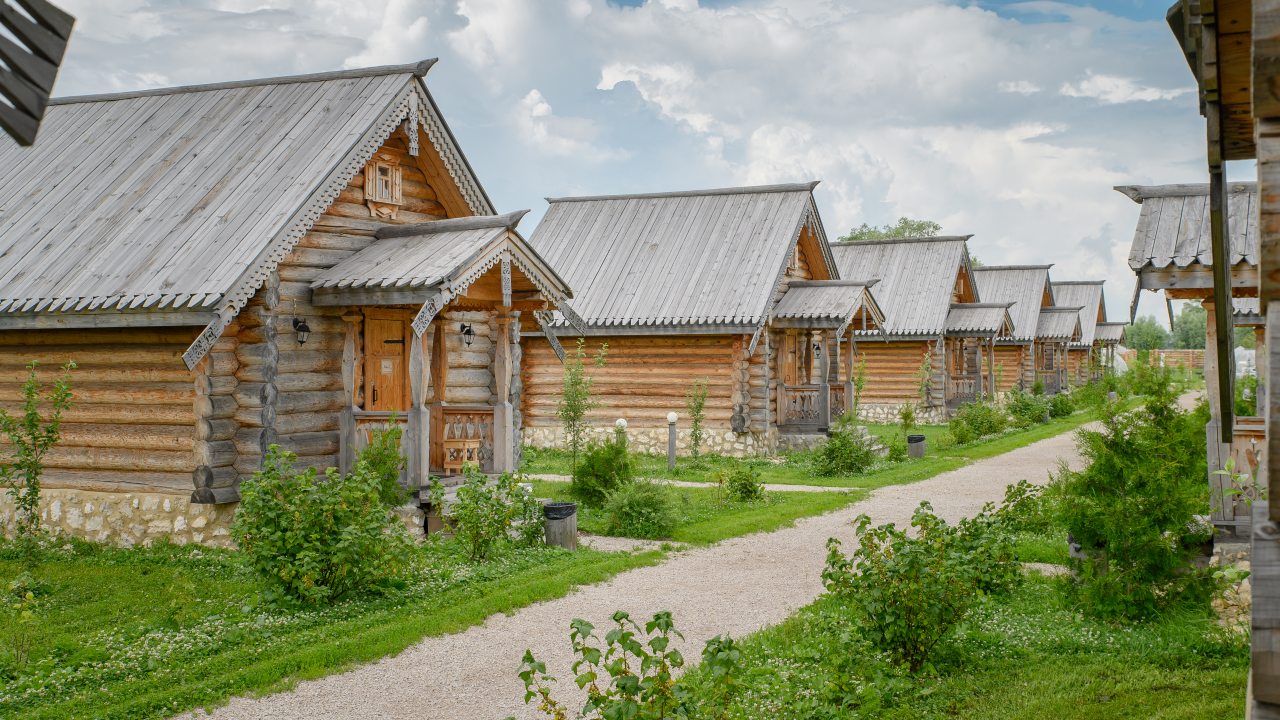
[51,0,1226,322]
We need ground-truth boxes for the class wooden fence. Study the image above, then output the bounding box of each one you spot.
[1119,349,1204,372]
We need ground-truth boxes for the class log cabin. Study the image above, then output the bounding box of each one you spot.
[0,60,579,546]
[970,265,1058,393]
[520,182,885,456]
[1050,280,1109,386]
[828,237,1013,422]
[1034,307,1084,394]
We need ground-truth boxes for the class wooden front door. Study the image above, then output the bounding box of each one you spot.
[363,310,411,411]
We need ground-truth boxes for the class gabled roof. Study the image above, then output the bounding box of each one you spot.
[1095,322,1127,344]
[1052,281,1107,347]
[971,265,1054,342]
[945,303,1015,338]
[1037,307,1084,342]
[1115,183,1257,271]
[0,60,495,367]
[312,210,575,334]
[528,182,832,332]
[772,280,885,336]
[829,236,973,337]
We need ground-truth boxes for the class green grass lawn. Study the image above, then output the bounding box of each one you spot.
[0,539,664,720]
[676,575,1247,719]
[528,479,862,545]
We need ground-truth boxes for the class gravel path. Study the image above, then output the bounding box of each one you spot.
[189,426,1090,720]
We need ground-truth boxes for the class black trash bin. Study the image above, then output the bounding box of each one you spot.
[543,502,578,550]
[906,433,926,459]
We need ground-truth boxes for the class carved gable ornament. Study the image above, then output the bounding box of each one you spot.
[364,152,404,219]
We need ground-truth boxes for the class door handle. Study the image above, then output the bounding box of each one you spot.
[372,385,378,404]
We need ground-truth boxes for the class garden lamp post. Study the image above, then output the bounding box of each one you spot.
[666,411,678,470]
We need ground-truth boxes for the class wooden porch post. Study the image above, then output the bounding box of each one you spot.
[406,326,429,491]
[339,313,360,475]
[492,312,516,474]
[973,340,984,401]
[1257,327,1267,417]
[986,339,996,400]
[1204,299,1231,495]
[817,330,831,429]
[843,328,855,419]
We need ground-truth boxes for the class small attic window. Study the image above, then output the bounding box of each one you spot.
[364,152,403,219]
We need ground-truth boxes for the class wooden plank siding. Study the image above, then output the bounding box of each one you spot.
[852,340,932,403]
[991,344,1027,393]
[0,326,206,494]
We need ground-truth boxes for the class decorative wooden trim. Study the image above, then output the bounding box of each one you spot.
[412,83,493,215]
[411,289,452,337]
[501,257,512,307]
[534,311,565,361]
[363,151,404,219]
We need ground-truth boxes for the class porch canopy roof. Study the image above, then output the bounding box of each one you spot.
[945,303,1014,338]
[1036,307,1084,342]
[1052,280,1107,348]
[772,280,885,335]
[1095,322,1127,344]
[971,265,1053,342]
[1234,297,1264,327]
[311,210,579,334]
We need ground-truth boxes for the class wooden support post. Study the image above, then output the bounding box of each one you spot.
[339,313,360,475]
[190,356,216,503]
[843,328,855,419]
[407,326,429,491]
[1259,327,1268,417]
[974,340,984,400]
[492,313,516,474]
[1205,299,1232,506]
[986,339,996,400]
[817,330,831,430]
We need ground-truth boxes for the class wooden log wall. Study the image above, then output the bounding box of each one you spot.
[229,131,453,475]
[990,345,1026,393]
[853,340,934,404]
[522,335,738,430]
[0,327,202,494]
[443,309,496,405]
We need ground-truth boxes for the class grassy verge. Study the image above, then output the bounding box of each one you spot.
[677,574,1247,719]
[527,479,862,545]
[0,539,664,720]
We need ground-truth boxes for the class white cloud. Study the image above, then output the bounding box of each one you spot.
[515,89,627,162]
[1060,71,1192,104]
[999,80,1042,95]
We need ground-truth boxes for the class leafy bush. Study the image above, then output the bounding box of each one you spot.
[1053,373,1215,621]
[1235,372,1259,416]
[516,610,741,719]
[232,446,412,605]
[948,401,1008,445]
[603,481,676,539]
[1072,376,1125,411]
[822,500,1019,673]
[815,427,878,476]
[0,361,74,537]
[885,434,908,463]
[360,421,407,507]
[1006,389,1050,428]
[1048,392,1074,418]
[717,462,765,503]
[571,431,633,506]
[433,468,544,561]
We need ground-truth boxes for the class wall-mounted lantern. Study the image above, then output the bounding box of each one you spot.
[459,322,475,347]
[292,317,311,345]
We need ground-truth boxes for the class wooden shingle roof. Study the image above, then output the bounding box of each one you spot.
[971,265,1053,342]
[0,60,495,367]
[528,182,832,332]
[829,236,973,337]
[1115,183,1257,271]
[772,280,884,335]
[1095,322,1127,344]
[945,303,1014,337]
[1037,307,1084,342]
[1051,281,1107,347]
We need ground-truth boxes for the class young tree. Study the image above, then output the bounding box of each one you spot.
[839,217,940,242]
[0,361,75,537]
[1125,316,1170,351]
[1235,326,1257,349]
[685,378,709,460]
[1171,302,1207,349]
[557,338,608,473]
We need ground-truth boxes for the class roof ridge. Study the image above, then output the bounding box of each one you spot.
[545,181,819,203]
[50,59,438,105]
[1114,182,1256,202]
[786,279,879,288]
[952,302,1013,308]
[1052,280,1106,286]
[973,264,1053,270]
[1043,306,1085,312]
[831,235,972,246]
[375,210,527,239]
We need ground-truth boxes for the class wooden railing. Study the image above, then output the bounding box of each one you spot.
[780,384,824,430]
[1036,371,1061,396]
[1211,415,1265,535]
[431,404,495,476]
[946,375,976,404]
[829,385,847,420]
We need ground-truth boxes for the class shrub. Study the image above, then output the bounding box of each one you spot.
[359,421,407,507]
[516,610,741,719]
[0,361,74,537]
[1031,378,1046,395]
[850,354,868,418]
[558,338,608,473]
[433,468,543,561]
[815,427,878,476]
[603,481,676,539]
[822,500,1018,673]
[1006,389,1050,428]
[1072,376,1126,411]
[571,432,633,506]
[948,401,1008,445]
[885,434,908,463]
[717,462,765,503]
[232,446,412,605]
[686,378,709,459]
[1235,372,1259,416]
[1048,392,1074,418]
[1053,375,1215,621]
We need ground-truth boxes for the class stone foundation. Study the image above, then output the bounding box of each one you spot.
[852,402,948,425]
[523,424,776,457]
[1,488,236,547]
